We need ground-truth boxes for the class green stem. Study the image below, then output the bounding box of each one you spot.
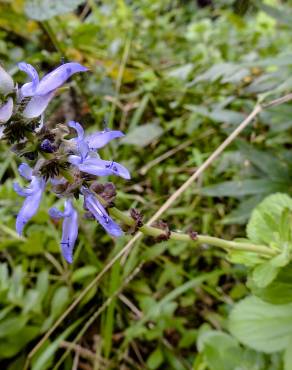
[109,207,278,258]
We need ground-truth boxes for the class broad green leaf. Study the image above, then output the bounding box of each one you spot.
[229,296,292,353]
[249,263,292,304]
[198,330,242,370]
[252,263,279,289]
[247,193,292,245]
[25,0,84,21]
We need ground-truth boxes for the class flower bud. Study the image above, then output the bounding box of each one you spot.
[0,65,14,95]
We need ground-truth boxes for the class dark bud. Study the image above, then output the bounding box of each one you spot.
[130,208,143,228]
[40,139,56,153]
[152,220,171,242]
[91,182,116,206]
[188,229,198,241]
[24,151,37,160]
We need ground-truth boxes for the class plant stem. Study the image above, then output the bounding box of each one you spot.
[109,207,277,258]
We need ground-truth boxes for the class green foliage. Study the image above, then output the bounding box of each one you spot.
[1,0,292,368]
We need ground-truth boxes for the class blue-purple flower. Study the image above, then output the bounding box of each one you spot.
[49,199,78,264]
[18,62,87,118]
[68,121,130,179]
[13,163,46,235]
[82,187,123,237]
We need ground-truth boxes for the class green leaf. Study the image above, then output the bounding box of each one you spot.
[249,263,292,305]
[71,266,98,283]
[0,326,39,359]
[201,179,285,198]
[25,0,84,21]
[121,123,163,147]
[284,337,292,370]
[198,330,242,370]
[247,193,292,246]
[229,296,292,353]
[0,316,28,338]
[252,263,279,289]
[147,347,164,370]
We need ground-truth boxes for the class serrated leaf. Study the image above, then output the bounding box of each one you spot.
[25,0,84,21]
[229,296,292,353]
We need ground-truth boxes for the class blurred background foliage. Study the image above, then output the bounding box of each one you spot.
[0,0,292,369]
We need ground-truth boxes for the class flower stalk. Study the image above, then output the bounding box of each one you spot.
[109,207,278,258]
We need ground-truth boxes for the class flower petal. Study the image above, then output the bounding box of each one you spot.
[35,63,88,95]
[82,188,123,237]
[68,155,82,166]
[49,199,78,263]
[86,130,124,149]
[49,207,65,219]
[60,201,78,263]
[0,98,13,123]
[13,182,35,197]
[18,163,33,180]
[0,65,14,95]
[68,121,84,139]
[68,121,89,159]
[22,91,55,118]
[15,178,45,235]
[18,62,39,97]
[78,158,131,179]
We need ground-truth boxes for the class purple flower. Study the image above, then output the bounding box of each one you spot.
[18,62,87,118]
[82,187,123,237]
[68,121,130,179]
[13,163,45,235]
[49,199,78,264]
[0,98,13,123]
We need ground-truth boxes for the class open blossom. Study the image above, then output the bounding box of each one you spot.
[68,121,130,179]
[13,163,46,235]
[18,62,87,118]
[49,199,78,264]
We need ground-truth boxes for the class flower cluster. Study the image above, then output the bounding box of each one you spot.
[0,62,130,263]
